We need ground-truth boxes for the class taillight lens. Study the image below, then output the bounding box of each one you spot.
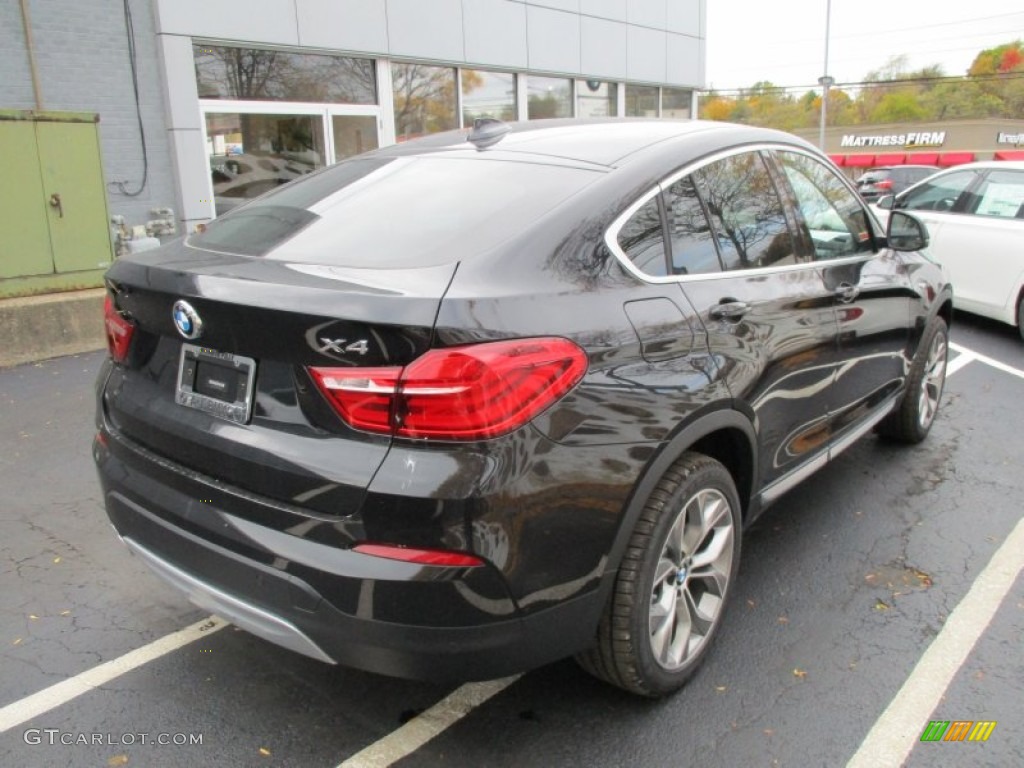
[310,337,587,440]
[876,179,893,189]
[103,295,135,363]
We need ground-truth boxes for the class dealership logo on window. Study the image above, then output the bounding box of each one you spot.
[840,132,946,149]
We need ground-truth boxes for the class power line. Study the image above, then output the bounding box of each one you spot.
[702,70,1024,96]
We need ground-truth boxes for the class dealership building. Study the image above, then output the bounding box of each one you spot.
[1,0,706,298]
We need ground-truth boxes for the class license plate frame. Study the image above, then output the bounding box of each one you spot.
[175,343,257,424]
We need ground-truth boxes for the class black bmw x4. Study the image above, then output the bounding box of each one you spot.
[95,119,951,697]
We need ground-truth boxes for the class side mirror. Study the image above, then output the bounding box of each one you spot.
[876,194,895,210]
[887,210,929,252]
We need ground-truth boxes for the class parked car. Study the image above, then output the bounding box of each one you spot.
[855,164,939,202]
[875,160,1024,339]
[96,119,951,697]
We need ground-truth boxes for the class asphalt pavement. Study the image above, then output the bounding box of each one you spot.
[1,312,1021,768]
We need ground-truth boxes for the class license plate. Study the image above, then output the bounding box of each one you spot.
[175,343,257,424]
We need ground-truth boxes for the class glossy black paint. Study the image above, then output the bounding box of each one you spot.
[95,119,951,682]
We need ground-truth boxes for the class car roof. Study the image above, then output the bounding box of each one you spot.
[376,118,817,168]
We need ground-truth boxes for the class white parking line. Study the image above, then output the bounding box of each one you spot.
[949,341,1024,380]
[846,517,1024,767]
[945,349,975,377]
[0,615,226,734]
[338,676,521,768]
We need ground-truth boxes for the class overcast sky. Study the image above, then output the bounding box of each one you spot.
[704,0,1024,91]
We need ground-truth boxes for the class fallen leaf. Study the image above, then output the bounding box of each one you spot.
[714,685,727,692]
[53,557,62,564]
[793,668,808,679]
[763,728,775,736]
[107,756,129,767]
[746,599,756,609]
[28,614,39,621]
[874,599,890,611]
[259,747,271,757]
[777,615,789,624]
[912,569,933,587]
[60,610,71,616]
[12,638,22,646]
[974,670,986,680]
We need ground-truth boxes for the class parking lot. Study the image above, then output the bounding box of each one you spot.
[1,312,1021,768]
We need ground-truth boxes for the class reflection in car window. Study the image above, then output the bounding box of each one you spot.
[777,151,874,260]
[965,170,1024,218]
[618,196,668,276]
[695,152,797,270]
[664,177,721,275]
[899,170,976,213]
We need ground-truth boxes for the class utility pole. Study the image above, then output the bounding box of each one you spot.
[818,0,833,150]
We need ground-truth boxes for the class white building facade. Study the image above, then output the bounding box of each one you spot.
[154,0,706,231]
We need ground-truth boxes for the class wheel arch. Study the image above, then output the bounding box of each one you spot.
[595,408,758,606]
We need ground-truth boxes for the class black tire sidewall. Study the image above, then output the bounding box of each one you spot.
[629,458,742,695]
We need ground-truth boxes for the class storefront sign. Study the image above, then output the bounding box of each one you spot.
[996,132,1023,145]
[840,131,946,149]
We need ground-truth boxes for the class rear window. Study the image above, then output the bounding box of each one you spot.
[858,169,891,184]
[190,155,601,266]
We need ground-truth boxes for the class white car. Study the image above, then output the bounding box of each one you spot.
[873,161,1024,339]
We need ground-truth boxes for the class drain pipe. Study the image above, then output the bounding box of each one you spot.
[19,0,44,110]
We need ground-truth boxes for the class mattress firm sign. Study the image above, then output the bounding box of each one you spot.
[997,132,1023,144]
[840,131,946,149]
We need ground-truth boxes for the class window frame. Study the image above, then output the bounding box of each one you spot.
[605,143,883,285]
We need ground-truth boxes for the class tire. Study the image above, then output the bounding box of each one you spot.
[576,452,741,697]
[1017,294,1023,342]
[878,315,948,443]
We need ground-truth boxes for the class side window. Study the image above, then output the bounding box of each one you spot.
[694,152,797,270]
[617,196,667,276]
[965,170,1024,218]
[776,151,874,260]
[899,170,976,213]
[664,176,721,275]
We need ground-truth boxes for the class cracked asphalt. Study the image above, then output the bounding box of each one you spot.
[1,311,1021,768]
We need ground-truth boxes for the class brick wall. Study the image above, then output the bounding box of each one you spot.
[2,0,176,233]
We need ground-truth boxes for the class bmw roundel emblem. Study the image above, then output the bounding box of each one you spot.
[172,300,203,340]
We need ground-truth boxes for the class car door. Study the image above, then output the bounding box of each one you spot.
[772,148,915,451]
[922,168,1024,323]
[659,149,840,496]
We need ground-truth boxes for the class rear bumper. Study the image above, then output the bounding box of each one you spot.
[94,429,601,682]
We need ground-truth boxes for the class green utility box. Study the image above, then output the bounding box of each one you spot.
[0,110,113,297]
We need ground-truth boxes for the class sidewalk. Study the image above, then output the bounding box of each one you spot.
[0,288,106,368]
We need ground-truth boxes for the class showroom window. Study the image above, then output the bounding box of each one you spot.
[392,62,458,141]
[528,76,573,119]
[194,45,376,104]
[624,85,659,117]
[661,87,692,119]
[462,70,517,126]
[576,79,617,117]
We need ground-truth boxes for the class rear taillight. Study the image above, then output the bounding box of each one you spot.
[875,179,893,189]
[103,295,135,363]
[309,337,587,440]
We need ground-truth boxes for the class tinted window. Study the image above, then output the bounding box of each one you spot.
[899,170,976,213]
[965,170,1024,218]
[618,197,667,276]
[191,156,601,265]
[777,151,874,260]
[695,152,797,270]
[664,177,721,275]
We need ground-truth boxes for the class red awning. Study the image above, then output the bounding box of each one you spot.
[995,150,1024,161]
[828,154,845,166]
[874,153,906,165]
[906,152,940,165]
[938,152,975,166]
[845,155,875,167]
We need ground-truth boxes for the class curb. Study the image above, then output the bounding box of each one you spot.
[1,288,106,368]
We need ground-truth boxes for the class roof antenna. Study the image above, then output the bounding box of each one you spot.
[467,118,510,149]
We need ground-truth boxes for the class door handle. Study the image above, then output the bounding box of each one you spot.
[834,282,859,302]
[710,300,749,320]
[49,193,64,219]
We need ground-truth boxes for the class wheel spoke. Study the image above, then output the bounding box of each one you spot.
[691,527,733,571]
[649,584,678,660]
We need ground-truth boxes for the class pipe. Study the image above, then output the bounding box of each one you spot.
[19,0,44,110]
